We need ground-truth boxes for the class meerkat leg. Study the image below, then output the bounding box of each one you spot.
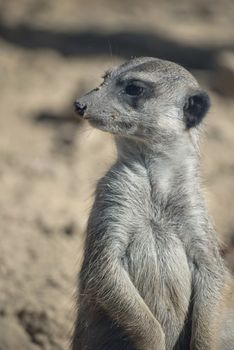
[81,247,165,350]
[218,279,234,350]
[190,265,225,350]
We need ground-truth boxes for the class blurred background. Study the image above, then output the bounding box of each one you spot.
[0,0,233,349]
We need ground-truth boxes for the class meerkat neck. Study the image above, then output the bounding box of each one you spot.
[116,136,204,213]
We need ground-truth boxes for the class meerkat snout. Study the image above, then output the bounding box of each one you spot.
[74,100,87,117]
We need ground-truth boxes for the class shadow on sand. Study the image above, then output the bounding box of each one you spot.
[0,22,233,70]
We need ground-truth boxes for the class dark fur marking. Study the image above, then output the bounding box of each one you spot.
[183,91,210,129]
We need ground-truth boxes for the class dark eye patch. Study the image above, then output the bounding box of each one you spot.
[116,78,155,109]
[125,83,144,97]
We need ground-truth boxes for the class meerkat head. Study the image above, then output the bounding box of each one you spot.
[74,57,210,147]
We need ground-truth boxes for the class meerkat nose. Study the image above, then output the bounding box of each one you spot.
[74,101,87,116]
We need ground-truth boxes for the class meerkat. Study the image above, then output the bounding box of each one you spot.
[72,57,228,350]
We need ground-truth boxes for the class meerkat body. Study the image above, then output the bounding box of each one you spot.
[73,58,227,350]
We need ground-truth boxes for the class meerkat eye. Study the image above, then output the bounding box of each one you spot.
[125,83,144,97]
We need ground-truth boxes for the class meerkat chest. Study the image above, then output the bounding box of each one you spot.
[103,162,192,313]
[125,229,191,306]
[123,229,192,347]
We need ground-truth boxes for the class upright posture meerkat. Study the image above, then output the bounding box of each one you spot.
[73,57,227,350]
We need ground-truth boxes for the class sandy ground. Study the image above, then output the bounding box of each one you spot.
[0,1,233,349]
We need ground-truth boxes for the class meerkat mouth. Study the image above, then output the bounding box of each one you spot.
[89,118,107,128]
[90,118,133,131]
[116,121,133,130]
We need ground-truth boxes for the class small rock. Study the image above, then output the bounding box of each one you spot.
[62,222,76,236]
[0,309,6,317]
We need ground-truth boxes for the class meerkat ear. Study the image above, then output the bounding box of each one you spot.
[183,91,210,128]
